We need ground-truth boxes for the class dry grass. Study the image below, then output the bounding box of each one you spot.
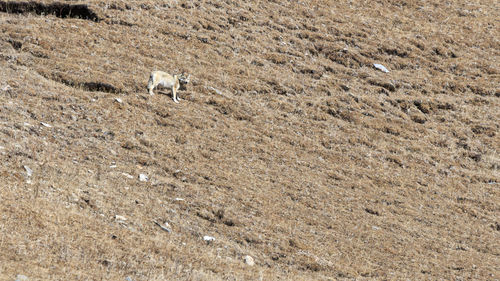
[1,0,499,280]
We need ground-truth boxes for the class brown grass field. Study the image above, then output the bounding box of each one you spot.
[0,0,499,280]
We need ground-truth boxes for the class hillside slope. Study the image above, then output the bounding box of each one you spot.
[0,0,499,280]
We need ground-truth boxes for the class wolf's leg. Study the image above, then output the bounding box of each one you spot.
[172,87,179,103]
[147,78,155,95]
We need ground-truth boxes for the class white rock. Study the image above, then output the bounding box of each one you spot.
[139,174,148,182]
[15,275,29,281]
[243,255,255,266]
[0,146,4,150]
[207,86,223,96]
[174,198,184,201]
[203,235,215,243]
[115,215,127,221]
[115,98,123,103]
[40,122,52,128]
[122,173,134,179]
[372,226,380,230]
[154,221,172,233]
[23,166,33,177]
[373,63,389,73]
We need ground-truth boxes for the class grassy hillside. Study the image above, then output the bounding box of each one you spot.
[0,0,498,280]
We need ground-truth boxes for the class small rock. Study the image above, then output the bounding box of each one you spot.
[373,63,389,73]
[139,174,148,182]
[340,84,350,91]
[207,86,223,96]
[0,146,5,150]
[125,276,134,281]
[40,122,52,128]
[203,235,215,243]
[115,215,127,221]
[122,172,134,179]
[2,85,12,92]
[23,166,33,177]
[15,275,29,281]
[174,198,184,201]
[115,98,123,103]
[243,255,255,266]
[372,226,380,230]
[153,221,172,233]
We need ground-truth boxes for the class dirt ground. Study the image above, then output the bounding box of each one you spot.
[0,0,499,280]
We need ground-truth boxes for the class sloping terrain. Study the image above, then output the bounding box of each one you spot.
[0,0,499,280]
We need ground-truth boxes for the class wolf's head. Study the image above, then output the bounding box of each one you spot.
[178,73,190,84]
[178,73,190,90]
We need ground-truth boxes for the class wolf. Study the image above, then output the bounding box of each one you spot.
[147,71,190,103]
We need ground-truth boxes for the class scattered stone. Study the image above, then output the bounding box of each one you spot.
[203,235,215,243]
[139,173,148,182]
[153,221,172,233]
[0,146,4,150]
[340,84,350,91]
[243,255,255,266]
[23,165,33,177]
[372,226,380,230]
[115,215,127,221]
[15,275,29,281]
[125,277,134,281]
[1,85,12,92]
[122,172,134,179]
[40,122,52,128]
[207,86,223,96]
[114,97,123,103]
[174,198,184,201]
[373,63,389,73]
[365,208,380,216]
